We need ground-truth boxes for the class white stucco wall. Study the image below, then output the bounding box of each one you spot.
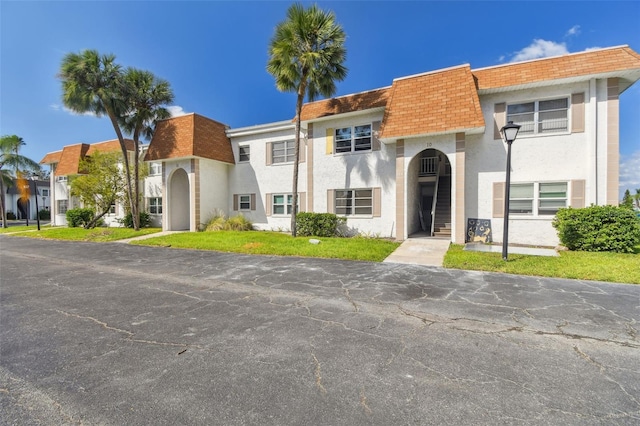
[311,111,396,238]
[199,159,230,227]
[144,173,163,228]
[468,81,601,246]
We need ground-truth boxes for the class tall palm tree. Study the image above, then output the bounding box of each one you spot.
[119,68,174,230]
[267,3,347,236]
[58,50,136,222]
[0,135,41,227]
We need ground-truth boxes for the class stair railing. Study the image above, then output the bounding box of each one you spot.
[430,159,442,236]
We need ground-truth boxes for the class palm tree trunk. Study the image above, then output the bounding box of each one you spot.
[290,87,306,237]
[0,178,7,228]
[106,108,135,226]
[132,128,141,231]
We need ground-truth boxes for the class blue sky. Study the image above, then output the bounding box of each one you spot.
[1,1,639,196]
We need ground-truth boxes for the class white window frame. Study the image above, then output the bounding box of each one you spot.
[149,162,162,176]
[57,199,68,214]
[149,197,162,215]
[272,193,299,216]
[238,145,250,163]
[335,124,372,154]
[335,188,373,216]
[509,182,568,216]
[108,202,116,215]
[41,188,49,197]
[507,97,569,136]
[272,140,296,164]
[56,176,67,182]
[239,194,252,211]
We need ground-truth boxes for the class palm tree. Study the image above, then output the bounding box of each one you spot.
[267,3,347,236]
[119,68,174,230]
[58,50,136,224]
[0,135,41,227]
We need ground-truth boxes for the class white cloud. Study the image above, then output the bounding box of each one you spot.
[167,105,188,117]
[50,103,97,117]
[619,150,640,198]
[565,25,581,37]
[510,39,569,63]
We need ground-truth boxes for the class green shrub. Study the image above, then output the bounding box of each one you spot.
[119,211,151,228]
[6,211,16,220]
[203,210,227,231]
[38,209,51,220]
[553,205,640,253]
[66,208,93,228]
[225,214,253,231]
[296,212,346,237]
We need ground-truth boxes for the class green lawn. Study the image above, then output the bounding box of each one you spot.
[7,226,162,242]
[443,244,640,284]
[132,230,401,262]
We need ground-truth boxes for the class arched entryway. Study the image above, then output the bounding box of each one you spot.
[169,168,190,230]
[407,149,451,238]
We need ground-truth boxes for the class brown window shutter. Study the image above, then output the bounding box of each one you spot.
[233,194,238,211]
[298,192,306,212]
[372,121,381,151]
[373,187,381,217]
[493,182,505,218]
[327,189,335,213]
[570,180,585,208]
[250,194,256,211]
[266,142,273,166]
[299,140,306,163]
[265,193,272,216]
[494,102,506,140]
[326,128,334,155]
[571,93,585,133]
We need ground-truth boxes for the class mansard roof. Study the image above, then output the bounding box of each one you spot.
[42,139,133,176]
[300,87,390,122]
[145,113,234,164]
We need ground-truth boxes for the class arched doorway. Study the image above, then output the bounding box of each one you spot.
[407,149,451,238]
[169,168,190,230]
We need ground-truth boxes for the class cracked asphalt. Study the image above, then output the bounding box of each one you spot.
[1,236,639,425]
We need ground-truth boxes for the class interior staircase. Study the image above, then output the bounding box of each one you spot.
[433,175,451,237]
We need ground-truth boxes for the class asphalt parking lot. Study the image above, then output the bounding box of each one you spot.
[1,236,639,425]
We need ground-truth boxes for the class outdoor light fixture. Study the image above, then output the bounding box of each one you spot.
[500,120,521,260]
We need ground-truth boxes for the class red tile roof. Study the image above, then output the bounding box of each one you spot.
[145,113,234,164]
[473,45,640,91]
[380,65,484,139]
[300,88,390,122]
[40,151,62,165]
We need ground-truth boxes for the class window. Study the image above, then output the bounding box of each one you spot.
[239,195,251,210]
[509,182,567,215]
[272,194,298,215]
[335,124,372,153]
[149,162,162,175]
[108,203,116,215]
[335,189,373,216]
[507,98,568,135]
[56,176,67,182]
[41,189,49,197]
[57,200,68,214]
[239,146,250,162]
[149,197,162,215]
[272,141,296,164]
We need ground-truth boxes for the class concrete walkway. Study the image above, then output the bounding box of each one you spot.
[115,230,185,243]
[383,237,451,266]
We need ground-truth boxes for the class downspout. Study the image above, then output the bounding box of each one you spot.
[591,78,598,204]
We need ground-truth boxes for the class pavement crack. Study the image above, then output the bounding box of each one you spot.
[360,387,372,415]
[310,351,327,394]
[342,287,359,313]
[55,309,134,337]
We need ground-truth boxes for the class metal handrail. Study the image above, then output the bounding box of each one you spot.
[430,159,442,236]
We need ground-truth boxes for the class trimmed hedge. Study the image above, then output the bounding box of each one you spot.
[66,208,93,228]
[552,205,640,253]
[296,212,346,237]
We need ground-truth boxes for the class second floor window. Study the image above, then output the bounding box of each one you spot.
[239,146,250,162]
[335,124,372,153]
[507,98,568,135]
[149,162,162,175]
[272,141,296,164]
[56,176,67,182]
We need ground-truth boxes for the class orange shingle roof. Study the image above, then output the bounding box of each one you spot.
[145,113,234,164]
[50,139,134,176]
[379,65,484,140]
[300,87,390,121]
[40,151,62,164]
[473,45,640,90]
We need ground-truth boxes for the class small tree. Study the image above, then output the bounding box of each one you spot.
[635,188,640,209]
[70,151,126,229]
[621,189,634,209]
